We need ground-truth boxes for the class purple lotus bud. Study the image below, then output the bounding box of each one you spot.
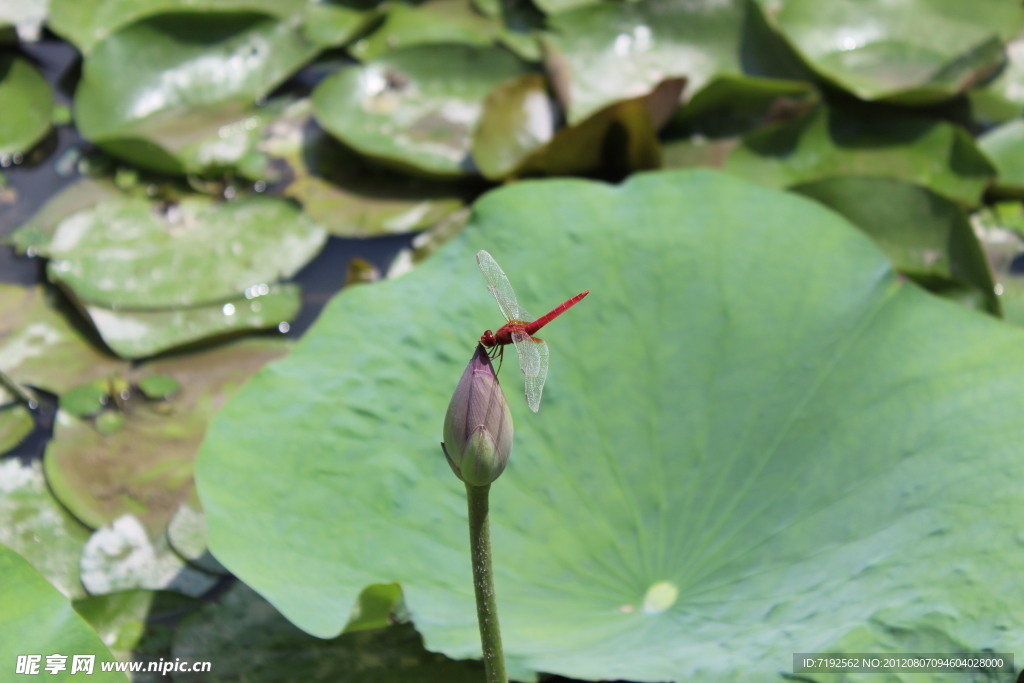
[442,344,514,486]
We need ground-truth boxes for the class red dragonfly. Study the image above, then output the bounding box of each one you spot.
[476,250,589,413]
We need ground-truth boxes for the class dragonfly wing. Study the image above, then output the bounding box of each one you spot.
[511,330,549,413]
[476,250,522,322]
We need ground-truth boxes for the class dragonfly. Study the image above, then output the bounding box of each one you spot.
[476,250,589,413]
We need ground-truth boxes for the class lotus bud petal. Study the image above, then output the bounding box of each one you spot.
[442,344,513,486]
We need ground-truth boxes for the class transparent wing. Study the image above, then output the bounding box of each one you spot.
[511,330,549,413]
[476,250,523,322]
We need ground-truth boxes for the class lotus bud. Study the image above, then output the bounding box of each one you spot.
[442,344,514,486]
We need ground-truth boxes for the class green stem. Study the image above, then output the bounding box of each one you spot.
[0,368,36,408]
[465,483,507,683]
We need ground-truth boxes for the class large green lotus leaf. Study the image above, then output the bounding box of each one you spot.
[0,459,92,600]
[979,118,1024,195]
[312,44,530,178]
[44,338,289,538]
[0,543,128,682]
[0,284,126,395]
[39,195,325,309]
[760,0,1024,104]
[725,106,994,206]
[0,55,53,157]
[171,582,486,682]
[793,177,1000,315]
[48,0,308,53]
[262,100,468,236]
[196,170,1024,681]
[544,0,776,125]
[73,12,318,175]
[81,284,300,359]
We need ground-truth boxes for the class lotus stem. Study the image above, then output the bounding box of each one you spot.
[465,482,507,683]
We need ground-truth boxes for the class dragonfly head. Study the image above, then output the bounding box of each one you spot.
[480,330,497,347]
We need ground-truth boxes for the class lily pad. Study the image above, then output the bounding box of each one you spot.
[793,176,1000,314]
[725,106,995,206]
[473,74,678,179]
[760,0,1024,103]
[969,30,1024,125]
[73,12,319,175]
[301,0,381,49]
[350,0,502,61]
[0,402,33,452]
[262,100,468,236]
[312,44,530,178]
[167,495,228,574]
[44,338,290,538]
[172,582,485,683]
[0,284,126,395]
[35,194,325,309]
[543,0,765,125]
[0,54,54,157]
[973,204,1024,326]
[0,543,128,682]
[79,515,220,596]
[196,170,1024,680]
[81,285,301,359]
[48,0,309,53]
[979,118,1024,195]
[0,459,92,600]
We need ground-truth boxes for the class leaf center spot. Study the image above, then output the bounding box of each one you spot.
[642,581,679,614]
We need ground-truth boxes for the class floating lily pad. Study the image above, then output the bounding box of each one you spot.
[760,0,1024,103]
[0,284,126,395]
[73,12,318,175]
[79,515,220,596]
[167,496,227,575]
[45,338,289,538]
[82,285,301,359]
[0,55,54,157]
[793,176,1000,314]
[48,0,309,53]
[35,194,324,309]
[0,543,128,682]
[0,402,33,452]
[725,106,995,206]
[351,0,502,60]
[312,44,530,178]
[543,0,755,125]
[137,375,180,399]
[198,170,1024,681]
[172,582,484,683]
[979,118,1024,195]
[301,0,381,49]
[9,178,130,256]
[973,204,1024,326]
[474,74,678,179]
[969,30,1024,125]
[0,459,92,600]
[262,100,468,236]
[60,379,110,418]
